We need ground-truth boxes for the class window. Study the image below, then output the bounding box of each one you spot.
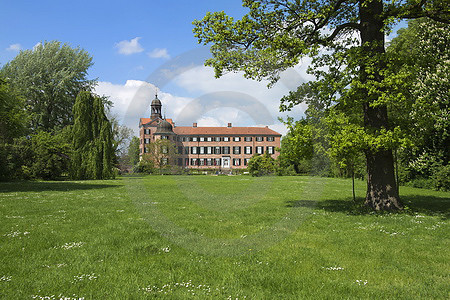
[178,146,183,154]
[206,158,212,166]
[256,136,263,142]
[200,147,205,154]
[143,147,147,153]
[144,129,150,135]
[200,137,205,142]
[244,146,252,154]
[222,146,230,154]
[233,158,241,166]
[244,158,251,165]
[192,137,198,142]
[161,146,168,154]
[207,137,212,142]
[161,135,168,140]
[215,137,221,142]
[233,146,241,154]
[214,147,221,154]
[199,158,205,166]
[223,137,229,142]
[144,138,150,144]
[267,146,274,154]
[185,158,189,166]
[191,147,197,154]
[256,146,263,154]
[207,147,212,154]
[214,158,221,166]
[184,147,189,154]
[191,158,197,166]
[233,136,240,142]
[267,136,275,142]
[162,158,168,165]
[244,136,252,142]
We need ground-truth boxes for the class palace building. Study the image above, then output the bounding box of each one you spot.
[139,94,281,169]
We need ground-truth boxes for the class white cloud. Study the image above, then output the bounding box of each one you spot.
[6,43,21,51]
[95,80,191,135]
[115,37,144,55]
[148,48,170,59]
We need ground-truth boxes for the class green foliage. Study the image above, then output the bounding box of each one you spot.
[387,18,449,184]
[0,41,96,132]
[0,138,33,181]
[29,131,71,180]
[432,165,450,192]
[0,79,28,142]
[248,152,276,176]
[127,136,141,167]
[133,156,155,174]
[70,91,114,180]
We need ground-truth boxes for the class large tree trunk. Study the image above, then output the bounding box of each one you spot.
[360,0,403,210]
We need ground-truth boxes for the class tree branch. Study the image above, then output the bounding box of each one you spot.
[326,22,361,42]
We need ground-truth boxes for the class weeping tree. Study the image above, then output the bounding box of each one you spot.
[193,0,449,210]
[70,91,114,179]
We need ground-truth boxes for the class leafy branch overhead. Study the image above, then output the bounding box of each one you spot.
[194,0,449,84]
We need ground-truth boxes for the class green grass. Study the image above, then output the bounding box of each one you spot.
[0,175,448,299]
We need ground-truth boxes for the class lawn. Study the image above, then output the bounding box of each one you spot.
[0,175,448,299]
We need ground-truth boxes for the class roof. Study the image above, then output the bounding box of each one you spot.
[140,118,173,126]
[172,126,281,136]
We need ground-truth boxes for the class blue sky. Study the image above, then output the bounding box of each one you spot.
[0,0,406,135]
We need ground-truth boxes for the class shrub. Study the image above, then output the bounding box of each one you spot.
[248,153,276,177]
[433,165,450,191]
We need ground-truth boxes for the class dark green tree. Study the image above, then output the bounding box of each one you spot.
[30,131,71,180]
[70,91,114,180]
[0,41,96,132]
[193,0,449,210]
[0,79,27,143]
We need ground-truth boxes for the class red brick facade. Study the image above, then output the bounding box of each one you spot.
[139,99,281,169]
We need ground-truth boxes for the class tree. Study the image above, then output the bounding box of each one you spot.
[387,18,449,185]
[70,91,114,180]
[248,152,276,176]
[30,130,71,180]
[127,136,141,167]
[0,79,28,143]
[0,41,96,132]
[193,0,449,210]
[145,139,178,174]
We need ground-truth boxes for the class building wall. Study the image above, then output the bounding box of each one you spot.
[139,122,281,169]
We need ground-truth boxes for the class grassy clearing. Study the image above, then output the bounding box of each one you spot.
[0,175,448,299]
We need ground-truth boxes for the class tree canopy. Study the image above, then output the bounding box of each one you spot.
[193,0,449,210]
[0,41,96,132]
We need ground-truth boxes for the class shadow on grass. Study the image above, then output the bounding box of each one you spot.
[287,195,449,219]
[0,181,118,193]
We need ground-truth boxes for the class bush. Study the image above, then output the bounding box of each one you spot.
[433,165,450,191]
[248,153,276,177]
[133,157,155,174]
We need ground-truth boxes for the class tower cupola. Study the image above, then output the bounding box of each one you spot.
[150,94,162,119]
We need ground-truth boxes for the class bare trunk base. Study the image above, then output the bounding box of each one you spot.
[365,149,403,210]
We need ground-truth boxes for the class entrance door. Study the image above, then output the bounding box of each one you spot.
[222,156,230,168]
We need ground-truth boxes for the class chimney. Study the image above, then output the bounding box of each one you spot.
[193,122,197,127]
[227,123,232,127]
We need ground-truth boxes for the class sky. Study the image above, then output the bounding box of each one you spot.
[0,0,406,136]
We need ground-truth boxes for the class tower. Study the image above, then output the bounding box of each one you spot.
[150,93,162,120]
